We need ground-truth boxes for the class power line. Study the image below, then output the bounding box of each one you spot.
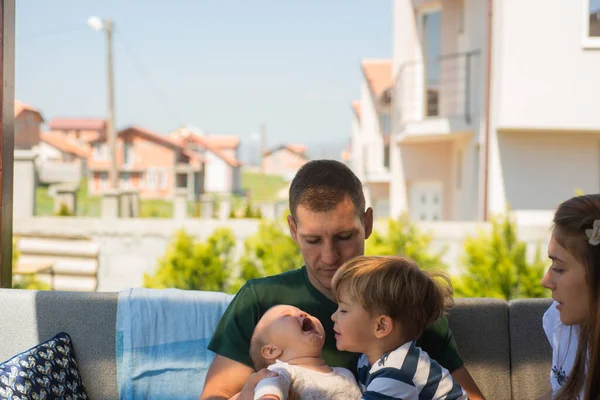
[115,31,183,124]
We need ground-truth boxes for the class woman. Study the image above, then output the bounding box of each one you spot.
[540,194,600,399]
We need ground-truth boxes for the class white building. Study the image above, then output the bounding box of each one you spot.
[390,0,600,222]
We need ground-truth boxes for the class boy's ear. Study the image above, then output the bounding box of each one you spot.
[261,344,283,362]
[373,315,394,339]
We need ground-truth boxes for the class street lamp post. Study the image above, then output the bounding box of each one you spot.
[88,16,118,189]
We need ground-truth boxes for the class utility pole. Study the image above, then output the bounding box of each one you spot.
[105,18,118,189]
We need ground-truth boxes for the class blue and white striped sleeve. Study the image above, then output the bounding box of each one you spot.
[361,367,419,400]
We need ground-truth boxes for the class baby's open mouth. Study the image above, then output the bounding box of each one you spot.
[301,318,317,334]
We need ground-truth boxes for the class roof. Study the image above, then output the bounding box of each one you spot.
[361,59,393,98]
[119,126,185,150]
[205,135,240,149]
[14,100,44,121]
[264,144,308,158]
[169,127,241,167]
[41,132,90,158]
[49,118,106,131]
[351,101,361,119]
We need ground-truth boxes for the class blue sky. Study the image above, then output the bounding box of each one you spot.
[16,1,392,162]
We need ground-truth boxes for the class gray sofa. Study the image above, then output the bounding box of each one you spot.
[0,289,553,400]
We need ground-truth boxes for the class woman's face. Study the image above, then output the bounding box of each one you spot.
[541,234,590,326]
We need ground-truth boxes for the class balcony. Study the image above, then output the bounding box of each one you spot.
[393,50,482,142]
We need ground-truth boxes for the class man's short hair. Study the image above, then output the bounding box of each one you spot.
[289,160,365,220]
[331,256,454,341]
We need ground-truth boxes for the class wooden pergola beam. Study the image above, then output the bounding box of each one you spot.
[0,0,15,288]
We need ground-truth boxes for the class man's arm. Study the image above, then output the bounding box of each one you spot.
[201,355,255,400]
[451,366,485,400]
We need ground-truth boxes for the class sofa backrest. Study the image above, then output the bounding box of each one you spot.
[0,289,118,400]
[447,298,511,400]
[509,298,553,400]
[0,289,554,400]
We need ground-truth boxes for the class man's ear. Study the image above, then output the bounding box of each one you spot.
[261,344,283,362]
[287,215,298,243]
[363,207,374,239]
[373,315,394,339]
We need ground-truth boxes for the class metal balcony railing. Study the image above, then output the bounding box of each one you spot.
[392,50,482,130]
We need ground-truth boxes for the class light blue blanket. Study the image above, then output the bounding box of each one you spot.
[116,288,234,400]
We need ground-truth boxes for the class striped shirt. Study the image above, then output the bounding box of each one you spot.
[357,341,468,400]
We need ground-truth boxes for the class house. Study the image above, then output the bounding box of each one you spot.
[37,132,90,184]
[87,126,203,199]
[48,118,107,145]
[169,125,242,195]
[389,0,600,222]
[262,144,309,181]
[350,60,393,218]
[14,100,44,150]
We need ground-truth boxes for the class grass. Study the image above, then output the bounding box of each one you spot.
[241,171,288,203]
[35,178,101,217]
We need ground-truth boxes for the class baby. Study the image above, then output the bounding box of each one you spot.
[250,304,362,400]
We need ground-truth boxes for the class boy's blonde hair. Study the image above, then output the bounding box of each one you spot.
[331,255,454,341]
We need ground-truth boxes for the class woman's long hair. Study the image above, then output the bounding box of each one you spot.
[553,194,600,400]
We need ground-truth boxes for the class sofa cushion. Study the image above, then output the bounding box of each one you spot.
[0,332,88,399]
[0,289,118,400]
[447,298,511,400]
[508,298,553,400]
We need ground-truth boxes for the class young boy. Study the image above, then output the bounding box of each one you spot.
[331,256,468,400]
[250,304,362,400]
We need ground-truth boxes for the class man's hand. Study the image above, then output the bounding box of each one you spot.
[236,369,280,400]
[201,355,255,400]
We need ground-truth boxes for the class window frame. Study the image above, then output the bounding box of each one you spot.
[583,0,600,49]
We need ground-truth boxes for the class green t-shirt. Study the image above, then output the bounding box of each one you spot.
[208,266,464,375]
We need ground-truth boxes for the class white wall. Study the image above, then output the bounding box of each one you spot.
[350,114,364,179]
[204,152,231,193]
[494,0,600,130]
[495,132,600,212]
[359,79,385,176]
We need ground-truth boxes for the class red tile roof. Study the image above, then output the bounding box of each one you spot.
[361,59,393,98]
[205,135,240,149]
[352,101,361,119]
[14,100,44,120]
[186,135,241,167]
[41,132,90,158]
[49,118,106,131]
[264,144,308,158]
[119,126,185,150]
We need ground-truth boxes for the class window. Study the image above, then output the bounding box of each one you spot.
[93,144,105,161]
[420,9,442,117]
[379,112,391,135]
[100,172,108,190]
[120,172,131,189]
[123,142,133,166]
[456,150,463,189]
[147,167,156,190]
[584,0,600,48]
[457,0,465,34]
[159,168,168,190]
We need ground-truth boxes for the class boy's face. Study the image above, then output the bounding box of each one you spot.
[259,305,325,359]
[331,286,377,354]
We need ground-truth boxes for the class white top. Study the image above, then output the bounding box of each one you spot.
[542,301,583,399]
[357,341,468,400]
[254,360,362,400]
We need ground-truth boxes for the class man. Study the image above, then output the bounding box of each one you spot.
[201,160,485,400]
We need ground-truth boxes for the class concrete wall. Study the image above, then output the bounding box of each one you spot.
[38,160,82,184]
[494,0,600,131]
[13,216,554,290]
[14,151,38,218]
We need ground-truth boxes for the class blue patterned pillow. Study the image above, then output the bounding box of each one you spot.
[0,332,88,399]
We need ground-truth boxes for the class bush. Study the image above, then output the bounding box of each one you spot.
[56,202,73,216]
[144,228,236,292]
[452,213,549,300]
[231,220,303,292]
[365,213,447,271]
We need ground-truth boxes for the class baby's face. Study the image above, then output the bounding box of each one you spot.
[261,305,325,353]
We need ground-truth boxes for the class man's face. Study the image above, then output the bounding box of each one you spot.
[288,197,373,299]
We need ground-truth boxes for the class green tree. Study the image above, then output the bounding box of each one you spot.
[231,220,303,292]
[56,202,73,216]
[144,228,236,292]
[366,213,447,271]
[452,213,549,300]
